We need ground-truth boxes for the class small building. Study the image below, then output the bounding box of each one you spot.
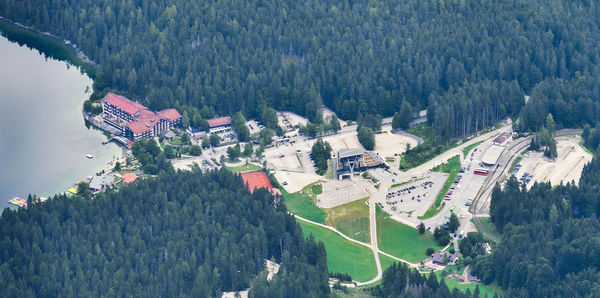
[89,175,115,193]
[207,116,232,134]
[122,173,139,184]
[162,130,176,141]
[492,132,512,146]
[432,251,459,265]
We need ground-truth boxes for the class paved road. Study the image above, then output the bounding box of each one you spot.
[378,122,513,230]
[470,129,583,243]
[365,185,383,285]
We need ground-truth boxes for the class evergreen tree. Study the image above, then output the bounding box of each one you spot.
[358,126,376,150]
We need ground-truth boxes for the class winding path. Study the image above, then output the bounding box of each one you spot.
[291,212,418,285]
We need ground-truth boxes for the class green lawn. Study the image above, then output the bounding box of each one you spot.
[379,253,399,273]
[298,220,378,283]
[419,155,460,220]
[168,137,184,145]
[226,163,261,172]
[281,182,327,223]
[435,265,503,297]
[376,207,442,263]
[462,141,482,157]
[325,198,370,243]
[312,184,323,195]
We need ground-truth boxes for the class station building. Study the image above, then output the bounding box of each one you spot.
[481,145,504,167]
[336,148,386,179]
[101,93,181,140]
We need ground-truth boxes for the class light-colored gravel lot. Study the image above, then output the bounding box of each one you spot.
[273,170,322,193]
[375,130,419,158]
[515,136,592,187]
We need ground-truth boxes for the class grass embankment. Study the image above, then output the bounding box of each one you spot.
[227,163,261,172]
[298,220,377,283]
[376,207,442,263]
[390,177,423,189]
[325,197,370,243]
[362,172,379,184]
[472,218,501,244]
[325,159,335,179]
[462,141,482,157]
[281,182,327,223]
[399,124,453,171]
[282,180,370,243]
[418,155,460,220]
[507,156,523,174]
[435,265,503,297]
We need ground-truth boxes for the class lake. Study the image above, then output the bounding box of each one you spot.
[0,33,122,209]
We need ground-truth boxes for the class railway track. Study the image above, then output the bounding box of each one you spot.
[470,129,582,243]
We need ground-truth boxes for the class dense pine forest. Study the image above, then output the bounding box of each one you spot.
[0,169,329,297]
[469,154,600,297]
[2,0,600,138]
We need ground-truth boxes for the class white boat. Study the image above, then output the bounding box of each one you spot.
[86,154,94,159]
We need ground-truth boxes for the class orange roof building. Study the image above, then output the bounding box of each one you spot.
[122,173,139,184]
[101,93,182,141]
[240,171,281,196]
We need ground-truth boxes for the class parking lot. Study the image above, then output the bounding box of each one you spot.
[317,180,370,208]
[367,168,394,182]
[246,120,262,135]
[377,172,447,219]
[513,136,592,188]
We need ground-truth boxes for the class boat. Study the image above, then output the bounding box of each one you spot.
[86,154,94,159]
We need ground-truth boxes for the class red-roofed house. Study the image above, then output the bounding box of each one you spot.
[207,116,232,134]
[240,171,281,196]
[102,93,148,129]
[122,173,139,184]
[101,93,182,141]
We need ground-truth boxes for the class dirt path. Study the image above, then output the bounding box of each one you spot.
[292,210,419,285]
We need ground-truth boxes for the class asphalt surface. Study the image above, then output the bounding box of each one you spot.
[470,129,583,243]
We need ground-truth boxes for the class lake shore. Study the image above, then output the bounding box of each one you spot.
[0,24,123,209]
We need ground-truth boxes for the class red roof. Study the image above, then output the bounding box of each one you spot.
[102,93,147,115]
[158,109,182,121]
[125,121,152,135]
[240,171,279,195]
[207,116,232,128]
[122,173,138,184]
[135,110,159,122]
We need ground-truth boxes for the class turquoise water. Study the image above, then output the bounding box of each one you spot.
[0,34,122,208]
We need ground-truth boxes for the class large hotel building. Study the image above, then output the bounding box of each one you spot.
[101,93,182,140]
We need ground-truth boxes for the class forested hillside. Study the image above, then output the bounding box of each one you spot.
[471,154,600,296]
[3,0,600,137]
[0,169,329,297]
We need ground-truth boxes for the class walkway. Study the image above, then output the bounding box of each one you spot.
[291,213,419,285]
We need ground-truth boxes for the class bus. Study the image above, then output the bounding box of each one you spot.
[474,168,489,176]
